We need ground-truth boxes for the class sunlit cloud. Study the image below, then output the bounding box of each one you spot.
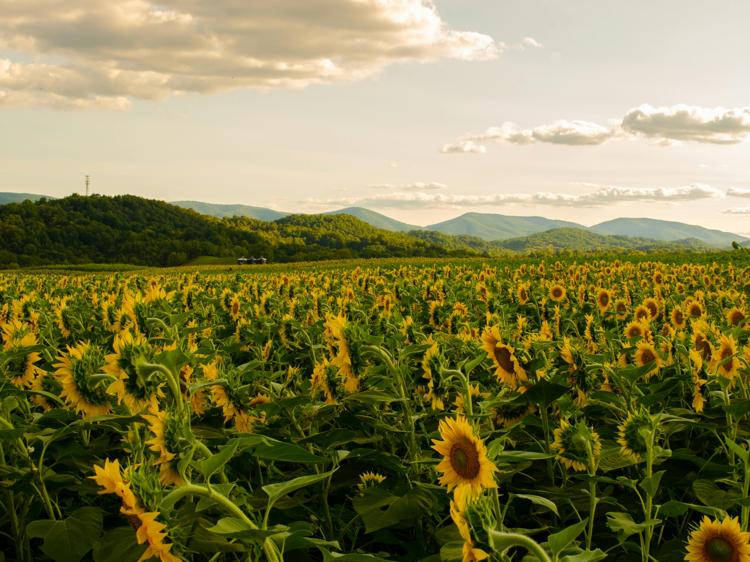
[723,207,750,215]
[727,187,750,198]
[370,182,447,191]
[0,0,502,109]
[444,104,750,153]
[310,183,724,209]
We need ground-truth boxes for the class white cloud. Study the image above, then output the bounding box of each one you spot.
[621,104,750,144]
[370,181,447,191]
[723,207,750,215]
[0,0,501,108]
[518,37,543,50]
[441,140,487,154]
[311,183,724,209]
[443,120,619,153]
[445,104,750,153]
[727,187,750,198]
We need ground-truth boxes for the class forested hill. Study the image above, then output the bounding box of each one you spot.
[0,195,479,267]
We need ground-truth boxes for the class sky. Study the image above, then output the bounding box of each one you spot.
[1,0,749,233]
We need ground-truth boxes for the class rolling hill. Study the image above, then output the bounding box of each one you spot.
[591,218,748,248]
[172,200,288,221]
[322,207,419,232]
[426,213,586,241]
[495,228,710,253]
[0,192,52,205]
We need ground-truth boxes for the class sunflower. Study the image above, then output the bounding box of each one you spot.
[1,321,42,388]
[481,326,527,390]
[551,419,601,473]
[685,516,750,562]
[617,412,656,463]
[726,307,747,328]
[450,501,489,562]
[143,404,189,486]
[687,300,705,319]
[596,288,611,313]
[614,300,629,320]
[54,341,112,418]
[692,328,714,363]
[672,307,687,330]
[549,284,566,302]
[105,329,160,413]
[643,298,660,321]
[311,358,336,404]
[624,320,649,340]
[357,472,386,494]
[432,416,497,506]
[92,459,181,562]
[516,284,530,305]
[634,304,651,323]
[712,335,740,382]
[635,341,663,379]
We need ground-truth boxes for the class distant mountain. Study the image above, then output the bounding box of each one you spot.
[591,218,747,248]
[172,200,288,221]
[0,192,52,205]
[323,207,419,232]
[426,212,585,241]
[495,228,710,253]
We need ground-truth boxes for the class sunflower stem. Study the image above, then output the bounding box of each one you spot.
[488,529,552,562]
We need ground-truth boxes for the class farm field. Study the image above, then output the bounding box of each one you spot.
[1,255,749,562]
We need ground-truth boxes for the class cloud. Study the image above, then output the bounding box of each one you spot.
[727,187,750,198]
[441,140,488,154]
[370,181,447,191]
[723,207,750,215]
[443,120,619,153]
[312,183,724,209]
[621,104,750,144]
[0,0,501,108]
[518,37,543,50]
[445,104,750,153]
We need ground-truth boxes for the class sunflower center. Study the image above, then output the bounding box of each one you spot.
[449,439,480,479]
[640,349,655,364]
[705,536,734,562]
[599,293,609,306]
[551,287,563,299]
[494,346,516,375]
[674,310,684,325]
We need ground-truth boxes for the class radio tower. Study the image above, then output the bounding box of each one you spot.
[85,175,90,196]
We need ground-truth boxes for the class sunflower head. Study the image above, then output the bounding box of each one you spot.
[712,335,739,382]
[726,307,747,328]
[432,416,497,505]
[672,307,687,330]
[685,516,750,562]
[549,284,566,302]
[635,340,663,379]
[551,420,601,473]
[54,341,111,418]
[596,288,611,312]
[617,411,657,463]
[481,326,527,390]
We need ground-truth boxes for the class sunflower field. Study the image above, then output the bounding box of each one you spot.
[1,256,750,562]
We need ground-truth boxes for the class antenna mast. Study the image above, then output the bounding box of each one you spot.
[85,175,90,196]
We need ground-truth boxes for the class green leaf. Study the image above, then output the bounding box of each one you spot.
[692,479,742,510]
[639,470,665,497]
[263,468,336,506]
[560,549,607,562]
[235,434,324,464]
[93,527,146,562]
[659,501,726,519]
[199,439,239,479]
[496,451,554,462]
[606,512,660,541]
[522,380,568,407]
[725,437,750,464]
[28,507,103,562]
[546,519,587,557]
[513,494,559,517]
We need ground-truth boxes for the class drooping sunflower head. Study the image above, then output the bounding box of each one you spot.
[551,419,601,473]
[432,416,497,505]
[712,335,740,382]
[480,326,527,390]
[105,329,158,412]
[685,516,750,562]
[617,411,657,463]
[54,341,111,418]
[143,405,193,486]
